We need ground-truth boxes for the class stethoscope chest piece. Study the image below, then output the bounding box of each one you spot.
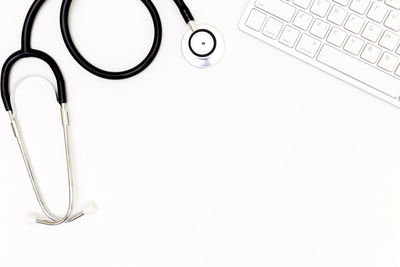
[182,24,224,68]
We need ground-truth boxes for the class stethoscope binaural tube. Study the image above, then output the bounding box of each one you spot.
[1,0,94,226]
[1,50,66,112]
[1,0,66,112]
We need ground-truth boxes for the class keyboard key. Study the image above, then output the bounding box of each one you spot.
[255,0,296,22]
[310,0,331,17]
[379,31,400,50]
[296,34,321,57]
[349,0,371,14]
[279,26,300,47]
[317,45,400,98]
[262,17,283,39]
[344,35,365,55]
[293,0,312,9]
[310,19,330,38]
[344,14,365,33]
[385,11,400,31]
[361,44,382,63]
[378,52,399,71]
[293,10,314,30]
[385,0,400,9]
[362,22,382,42]
[328,5,348,25]
[395,65,400,76]
[246,9,266,31]
[327,27,348,46]
[333,0,350,6]
[367,3,388,23]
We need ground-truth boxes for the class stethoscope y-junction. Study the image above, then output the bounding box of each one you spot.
[1,0,224,226]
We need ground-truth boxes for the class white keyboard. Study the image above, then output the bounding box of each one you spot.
[239,0,400,108]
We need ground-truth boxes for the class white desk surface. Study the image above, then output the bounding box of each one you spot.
[1,0,400,266]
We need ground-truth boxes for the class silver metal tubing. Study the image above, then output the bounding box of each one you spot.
[8,104,86,225]
[188,20,197,32]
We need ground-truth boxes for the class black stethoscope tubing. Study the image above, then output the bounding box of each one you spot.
[60,0,163,80]
[1,0,195,112]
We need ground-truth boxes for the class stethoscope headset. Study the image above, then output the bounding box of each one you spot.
[1,0,224,226]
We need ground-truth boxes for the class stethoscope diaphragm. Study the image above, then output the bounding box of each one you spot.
[181,24,225,68]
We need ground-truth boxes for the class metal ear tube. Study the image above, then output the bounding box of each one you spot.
[8,104,94,225]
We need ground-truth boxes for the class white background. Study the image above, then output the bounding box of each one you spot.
[1,0,400,266]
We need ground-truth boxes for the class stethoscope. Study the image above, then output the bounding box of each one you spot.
[1,0,224,226]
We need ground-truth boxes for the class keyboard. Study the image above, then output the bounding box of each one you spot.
[239,0,400,108]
